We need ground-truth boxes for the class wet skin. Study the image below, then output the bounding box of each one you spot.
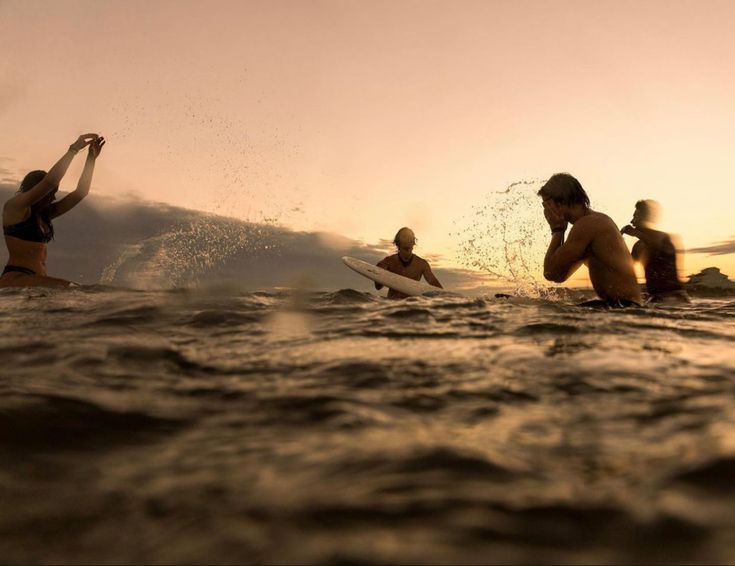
[375,237,443,299]
[1,135,104,288]
[621,209,689,303]
[542,199,642,303]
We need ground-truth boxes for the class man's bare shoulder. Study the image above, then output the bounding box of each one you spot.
[414,255,431,267]
[573,211,618,232]
[649,228,671,242]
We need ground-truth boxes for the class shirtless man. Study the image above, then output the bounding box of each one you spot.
[538,173,642,307]
[621,200,689,303]
[375,227,443,299]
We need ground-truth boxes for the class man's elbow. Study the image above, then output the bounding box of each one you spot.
[544,270,566,283]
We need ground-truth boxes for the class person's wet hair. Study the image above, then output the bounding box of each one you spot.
[393,227,417,248]
[17,169,55,240]
[19,170,48,193]
[537,173,590,207]
[635,199,661,223]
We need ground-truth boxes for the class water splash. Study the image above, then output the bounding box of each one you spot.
[453,179,559,298]
[101,216,282,289]
[106,89,304,227]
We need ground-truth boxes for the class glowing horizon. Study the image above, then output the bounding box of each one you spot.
[2,0,734,285]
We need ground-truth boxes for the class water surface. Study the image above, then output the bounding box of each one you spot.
[1,287,734,563]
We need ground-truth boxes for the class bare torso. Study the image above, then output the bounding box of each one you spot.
[583,212,642,302]
[4,235,49,275]
[631,231,684,298]
[1,211,70,288]
[377,254,433,299]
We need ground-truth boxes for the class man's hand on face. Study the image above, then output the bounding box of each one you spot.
[620,224,640,237]
[543,200,567,233]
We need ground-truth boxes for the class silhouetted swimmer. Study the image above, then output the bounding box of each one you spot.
[375,227,443,299]
[621,200,690,304]
[1,134,105,288]
[538,174,642,308]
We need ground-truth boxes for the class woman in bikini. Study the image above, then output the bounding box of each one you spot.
[1,133,105,288]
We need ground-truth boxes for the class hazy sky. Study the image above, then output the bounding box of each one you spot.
[2,0,734,281]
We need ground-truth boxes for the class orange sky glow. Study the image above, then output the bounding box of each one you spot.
[1,0,734,285]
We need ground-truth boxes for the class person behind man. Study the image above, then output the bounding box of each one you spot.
[620,200,689,303]
[538,173,642,307]
[375,227,443,299]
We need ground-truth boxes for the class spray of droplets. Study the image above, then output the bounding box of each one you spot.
[100,83,307,287]
[453,179,561,298]
[101,216,282,289]
[106,86,305,227]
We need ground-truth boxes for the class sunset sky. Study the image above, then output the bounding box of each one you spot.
[2,0,734,284]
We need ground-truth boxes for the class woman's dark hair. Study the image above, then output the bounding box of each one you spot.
[537,173,590,207]
[19,170,48,193]
[18,169,54,240]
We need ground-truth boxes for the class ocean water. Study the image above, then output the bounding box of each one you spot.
[1,286,735,564]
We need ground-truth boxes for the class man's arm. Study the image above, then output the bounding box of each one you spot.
[621,225,668,250]
[375,257,389,290]
[423,262,443,288]
[543,220,594,283]
[630,240,644,262]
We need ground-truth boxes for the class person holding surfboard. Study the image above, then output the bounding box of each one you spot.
[539,173,642,307]
[1,133,105,288]
[375,227,443,299]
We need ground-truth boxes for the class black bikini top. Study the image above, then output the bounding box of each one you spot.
[3,213,54,243]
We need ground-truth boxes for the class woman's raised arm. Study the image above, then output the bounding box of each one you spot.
[7,134,98,212]
[49,136,105,219]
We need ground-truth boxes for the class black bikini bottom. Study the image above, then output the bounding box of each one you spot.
[578,298,642,309]
[2,265,37,276]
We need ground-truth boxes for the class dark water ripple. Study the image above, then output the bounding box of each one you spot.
[0,393,185,454]
[673,457,735,491]
[1,288,735,563]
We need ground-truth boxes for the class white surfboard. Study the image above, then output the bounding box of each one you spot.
[341,256,440,297]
